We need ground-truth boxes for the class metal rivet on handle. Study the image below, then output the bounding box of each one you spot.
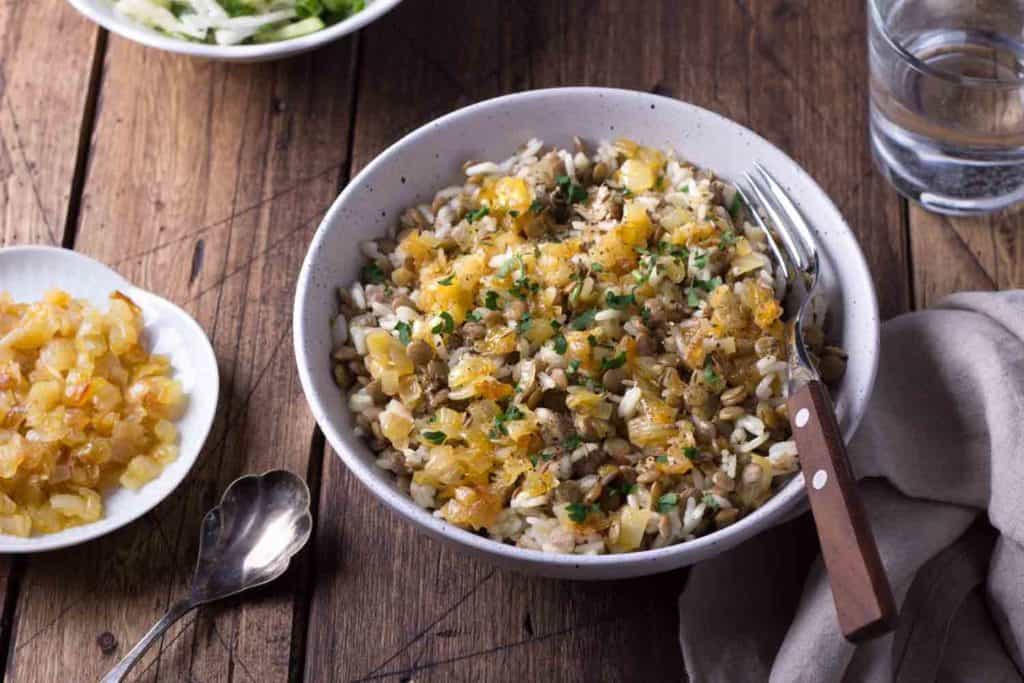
[812,469,828,490]
[794,408,810,428]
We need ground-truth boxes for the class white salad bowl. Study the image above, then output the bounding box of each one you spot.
[294,88,880,579]
[65,0,402,62]
[0,246,219,552]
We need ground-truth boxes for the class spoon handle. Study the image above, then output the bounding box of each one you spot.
[100,598,195,683]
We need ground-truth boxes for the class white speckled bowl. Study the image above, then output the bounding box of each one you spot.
[294,88,880,579]
[64,0,402,62]
[0,246,219,553]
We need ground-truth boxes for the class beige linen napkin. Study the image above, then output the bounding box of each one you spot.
[678,291,1024,682]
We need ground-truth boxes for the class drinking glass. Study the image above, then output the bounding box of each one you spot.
[869,0,1024,215]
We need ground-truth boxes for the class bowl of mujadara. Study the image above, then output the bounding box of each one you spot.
[294,88,879,579]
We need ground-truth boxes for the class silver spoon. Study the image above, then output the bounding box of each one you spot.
[101,470,313,683]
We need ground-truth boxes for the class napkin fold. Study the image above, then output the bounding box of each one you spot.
[678,291,1024,682]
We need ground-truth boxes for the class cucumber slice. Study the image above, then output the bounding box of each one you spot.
[252,16,324,42]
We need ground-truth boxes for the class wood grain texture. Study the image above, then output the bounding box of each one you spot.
[3,37,360,683]
[909,205,1024,308]
[0,0,101,246]
[304,1,904,682]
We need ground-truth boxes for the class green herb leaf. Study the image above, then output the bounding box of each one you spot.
[618,481,636,496]
[361,262,385,284]
[438,274,455,286]
[529,199,545,214]
[703,362,721,387]
[394,321,412,345]
[556,175,588,204]
[508,210,520,218]
[466,310,482,322]
[550,320,562,330]
[692,251,708,268]
[563,434,582,451]
[517,313,533,334]
[570,309,597,330]
[655,455,669,464]
[657,493,680,513]
[509,274,539,300]
[679,183,690,193]
[719,230,737,247]
[489,405,525,438]
[553,334,568,355]
[566,502,590,523]
[485,290,500,310]
[568,359,582,375]
[683,447,699,460]
[728,192,742,219]
[605,290,636,310]
[694,276,722,292]
[295,0,322,18]
[591,262,604,273]
[432,312,455,335]
[466,206,490,223]
[622,188,634,198]
[422,431,447,445]
[702,493,720,511]
[600,352,627,371]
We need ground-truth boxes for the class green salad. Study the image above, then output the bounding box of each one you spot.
[114,0,365,45]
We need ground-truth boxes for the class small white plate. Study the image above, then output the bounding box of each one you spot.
[64,0,403,63]
[0,246,219,552]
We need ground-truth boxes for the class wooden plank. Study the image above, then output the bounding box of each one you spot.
[0,0,101,246]
[308,1,907,681]
[909,206,1024,308]
[4,36,360,683]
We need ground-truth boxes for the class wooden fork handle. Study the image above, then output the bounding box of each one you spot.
[789,380,897,642]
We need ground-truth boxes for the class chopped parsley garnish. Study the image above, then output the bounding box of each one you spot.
[680,183,690,193]
[591,262,604,273]
[466,206,490,223]
[683,447,699,460]
[703,362,721,387]
[719,230,737,248]
[422,431,447,445]
[618,482,636,496]
[556,175,588,204]
[657,493,680,513]
[702,494,720,511]
[563,434,582,451]
[394,321,412,345]
[466,310,482,322]
[509,275,539,300]
[601,352,627,371]
[568,359,582,375]
[605,291,636,310]
[565,502,594,523]
[529,199,545,214]
[641,307,652,324]
[432,312,454,335]
[509,210,520,218]
[489,405,525,438]
[694,276,722,292]
[728,192,743,218]
[550,320,562,330]
[692,251,708,268]
[485,290,500,310]
[622,188,634,198]
[686,288,701,307]
[655,174,665,190]
[438,274,455,286]
[670,246,689,261]
[361,262,385,284]
[517,313,533,334]
[553,334,568,355]
[655,455,669,464]
[570,309,597,330]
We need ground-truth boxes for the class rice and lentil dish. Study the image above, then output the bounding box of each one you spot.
[332,138,846,554]
[0,290,185,536]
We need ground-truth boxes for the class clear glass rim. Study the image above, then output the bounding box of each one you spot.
[868,0,1024,90]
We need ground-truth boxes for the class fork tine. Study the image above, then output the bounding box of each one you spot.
[743,171,809,272]
[734,183,793,282]
[753,162,818,266]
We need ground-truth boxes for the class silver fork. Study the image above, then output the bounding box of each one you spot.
[738,163,897,642]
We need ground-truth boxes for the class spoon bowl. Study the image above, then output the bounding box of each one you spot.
[101,470,312,683]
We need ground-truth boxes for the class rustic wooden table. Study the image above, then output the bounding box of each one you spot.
[1,0,1021,681]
